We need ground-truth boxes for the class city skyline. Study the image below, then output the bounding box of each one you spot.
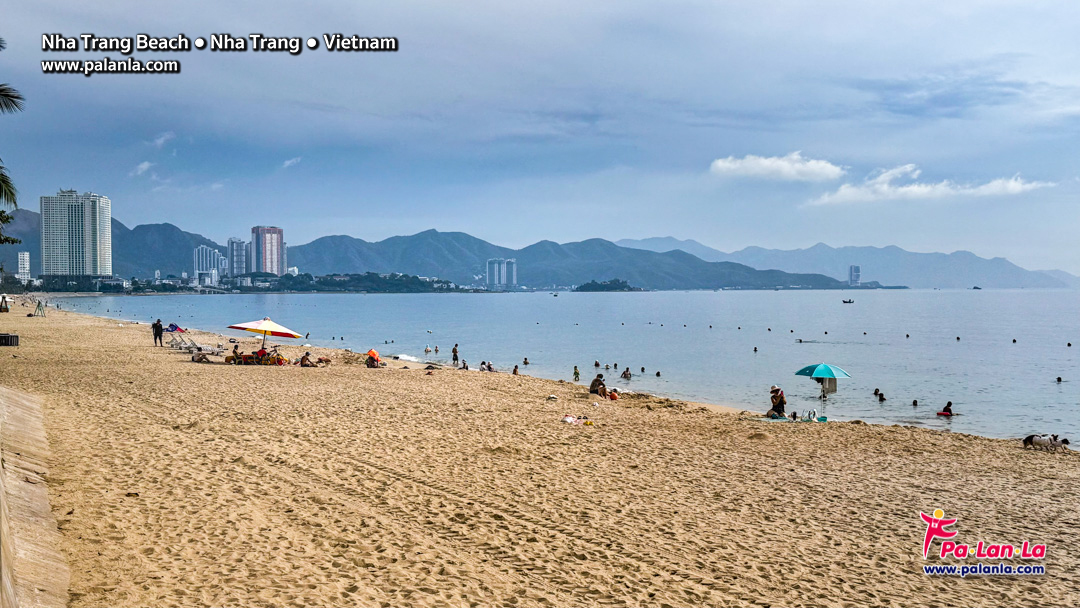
[4,2,1080,273]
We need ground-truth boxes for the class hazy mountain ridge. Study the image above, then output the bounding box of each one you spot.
[616,237,1076,289]
[2,210,847,290]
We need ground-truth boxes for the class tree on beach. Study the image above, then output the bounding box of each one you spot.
[1,36,26,245]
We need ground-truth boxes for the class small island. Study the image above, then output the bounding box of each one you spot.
[573,278,643,292]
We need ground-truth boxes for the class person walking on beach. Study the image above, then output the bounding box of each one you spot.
[573,366,580,381]
[766,385,786,418]
[152,319,164,347]
[452,344,459,367]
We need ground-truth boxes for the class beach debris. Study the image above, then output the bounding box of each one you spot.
[546,395,558,401]
[849,420,867,425]
[424,364,437,370]
[593,401,600,407]
[125,492,139,497]
[747,432,771,441]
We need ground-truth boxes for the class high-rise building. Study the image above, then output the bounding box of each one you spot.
[16,251,30,282]
[40,189,112,277]
[226,238,248,277]
[486,258,518,290]
[193,245,224,285]
[250,226,286,276]
[849,265,861,286]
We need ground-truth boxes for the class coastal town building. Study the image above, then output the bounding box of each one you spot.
[193,245,224,285]
[16,251,30,283]
[39,189,113,277]
[227,237,247,276]
[848,265,861,286]
[485,258,518,290]
[250,226,286,276]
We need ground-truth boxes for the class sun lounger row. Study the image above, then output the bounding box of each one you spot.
[167,335,224,355]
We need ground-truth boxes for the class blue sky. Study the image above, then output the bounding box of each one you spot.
[3,1,1079,271]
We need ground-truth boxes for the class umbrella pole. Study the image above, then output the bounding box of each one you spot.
[262,332,267,348]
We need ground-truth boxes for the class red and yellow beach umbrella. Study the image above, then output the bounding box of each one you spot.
[227,317,302,347]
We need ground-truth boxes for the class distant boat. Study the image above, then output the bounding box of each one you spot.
[553,293,558,297]
[972,286,982,290]
[842,299,854,304]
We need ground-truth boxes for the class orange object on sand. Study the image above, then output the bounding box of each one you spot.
[366,349,381,362]
[609,392,619,400]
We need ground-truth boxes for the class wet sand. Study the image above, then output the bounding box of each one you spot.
[0,305,1077,607]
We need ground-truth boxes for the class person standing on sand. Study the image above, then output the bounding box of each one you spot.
[452,344,459,367]
[573,366,580,381]
[152,319,164,347]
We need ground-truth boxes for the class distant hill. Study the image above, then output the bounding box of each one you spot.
[617,237,1072,289]
[1,211,847,290]
[1037,269,1080,289]
[614,237,727,262]
[290,232,846,290]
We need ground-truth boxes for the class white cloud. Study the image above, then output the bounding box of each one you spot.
[210,182,224,191]
[709,151,845,181]
[810,164,1054,205]
[129,161,154,176]
[282,156,302,169]
[152,131,176,148]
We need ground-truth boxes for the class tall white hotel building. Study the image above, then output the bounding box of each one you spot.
[40,189,113,277]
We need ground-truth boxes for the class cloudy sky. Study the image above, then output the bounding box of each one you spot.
[3,1,1079,271]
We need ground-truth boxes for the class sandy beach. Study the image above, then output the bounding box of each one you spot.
[1,305,1078,607]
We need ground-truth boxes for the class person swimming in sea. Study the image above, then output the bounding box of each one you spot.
[941,401,953,415]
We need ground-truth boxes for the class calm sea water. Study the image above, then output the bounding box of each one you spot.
[55,290,1079,440]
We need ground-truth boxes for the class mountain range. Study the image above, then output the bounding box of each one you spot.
[616,237,1079,289]
[0,210,848,290]
[2,208,1073,289]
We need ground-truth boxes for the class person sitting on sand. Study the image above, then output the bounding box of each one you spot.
[230,344,241,364]
[941,401,953,415]
[300,352,316,368]
[590,374,608,399]
[573,366,580,381]
[461,360,469,370]
[191,352,211,363]
[766,385,786,418]
[621,368,631,380]
[513,365,519,375]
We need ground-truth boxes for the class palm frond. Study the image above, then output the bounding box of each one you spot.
[0,160,17,208]
[0,84,24,113]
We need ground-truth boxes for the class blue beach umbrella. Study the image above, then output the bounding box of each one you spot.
[795,363,851,379]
